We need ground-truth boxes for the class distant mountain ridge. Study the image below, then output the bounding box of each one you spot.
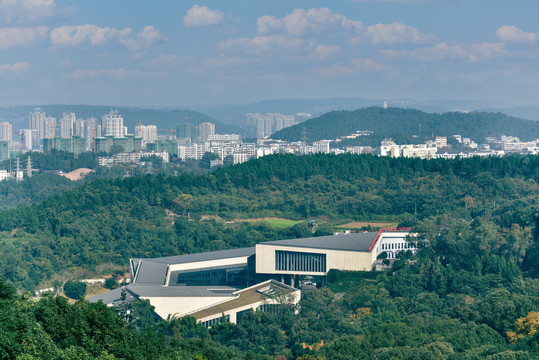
[271,107,539,145]
[185,98,539,127]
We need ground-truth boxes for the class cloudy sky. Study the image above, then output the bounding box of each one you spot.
[0,0,537,106]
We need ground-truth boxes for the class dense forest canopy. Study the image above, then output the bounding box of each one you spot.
[271,107,539,145]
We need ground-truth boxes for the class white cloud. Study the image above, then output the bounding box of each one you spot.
[312,44,340,59]
[183,5,224,27]
[50,24,164,51]
[148,54,178,67]
[353,22,436,45]
[496,26,539,44]
[382,41,505,62]
[64,68,141,80]
[0,0,72,24]
[0,26,48,49]
[119,26,166,51]
[0,62,30,74]
[257,8,362,36]
[218,35,313,54]
[50,24,131,47]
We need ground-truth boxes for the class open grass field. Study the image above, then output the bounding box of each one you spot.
[236,218,303,229]
[337,221,398,229]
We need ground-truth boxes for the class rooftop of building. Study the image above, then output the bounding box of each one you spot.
[188,279,298,320]
[258,230,408,252]
[133,247,255,266]
[131,247,255,286]
[88,284,238,305]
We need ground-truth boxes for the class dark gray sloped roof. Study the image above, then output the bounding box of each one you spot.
[132,247,255,266]
[134,260,168,285]
[87,284,237,305]
[259,232,384,252]
[131,248,255,286]
[87,286,135,305]
[126,284,238,298]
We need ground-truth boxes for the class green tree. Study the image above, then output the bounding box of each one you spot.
[63,280,87,299]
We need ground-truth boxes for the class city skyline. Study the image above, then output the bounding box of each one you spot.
[0,1,537,107]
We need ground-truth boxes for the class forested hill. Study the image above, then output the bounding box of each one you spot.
[0,153,538,290]
[271,107,539,144]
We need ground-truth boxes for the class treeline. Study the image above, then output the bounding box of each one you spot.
[0,151,213,210]
[0,153,538,289]
[271,107,539,144]
[0,150,98,172]
[0,173,76,210]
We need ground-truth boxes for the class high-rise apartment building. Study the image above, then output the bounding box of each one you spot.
[44,117,56,139]
[246,113,295,138]
[29,108,46,140]
[177,122,192,140]
[198,122,215,143]
[0,122,12,143]
[102,110,125,138]
[60,112,76,138]
[135,124,158,146]
[74,118,86,138]
[85,117,98,151]
[21,129,39,151]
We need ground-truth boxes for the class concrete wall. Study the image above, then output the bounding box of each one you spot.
[141,295,236,319]
[255,244,374,275]
[196,288,301,324]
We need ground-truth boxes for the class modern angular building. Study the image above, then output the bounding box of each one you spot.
[90,229,414,324]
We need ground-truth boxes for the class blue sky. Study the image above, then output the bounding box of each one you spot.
[0,0,538,106]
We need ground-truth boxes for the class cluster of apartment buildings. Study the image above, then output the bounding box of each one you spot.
[245,113,296,138]
[1,109,538,172]
[378,134,539,160]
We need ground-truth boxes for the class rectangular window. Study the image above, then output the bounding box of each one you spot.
[275,250,326,273]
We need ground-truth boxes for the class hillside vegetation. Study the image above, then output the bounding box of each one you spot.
[0,153,538,289]
[0,153,538,358]
[271,107,539,144]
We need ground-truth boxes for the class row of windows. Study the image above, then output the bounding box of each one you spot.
[175,266,247,287]
[200,314,230,328]
[275,250,326,273]
[381,241,416,251]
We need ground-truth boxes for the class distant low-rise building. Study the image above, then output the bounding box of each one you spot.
[98,150,169,166]
[313,140,331,154]
[207,134,241,142]
[435,136,447,148]
[43,136,86,154]
[233,151,249,165]
[178,143,210,161]
[0,170,10,181]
